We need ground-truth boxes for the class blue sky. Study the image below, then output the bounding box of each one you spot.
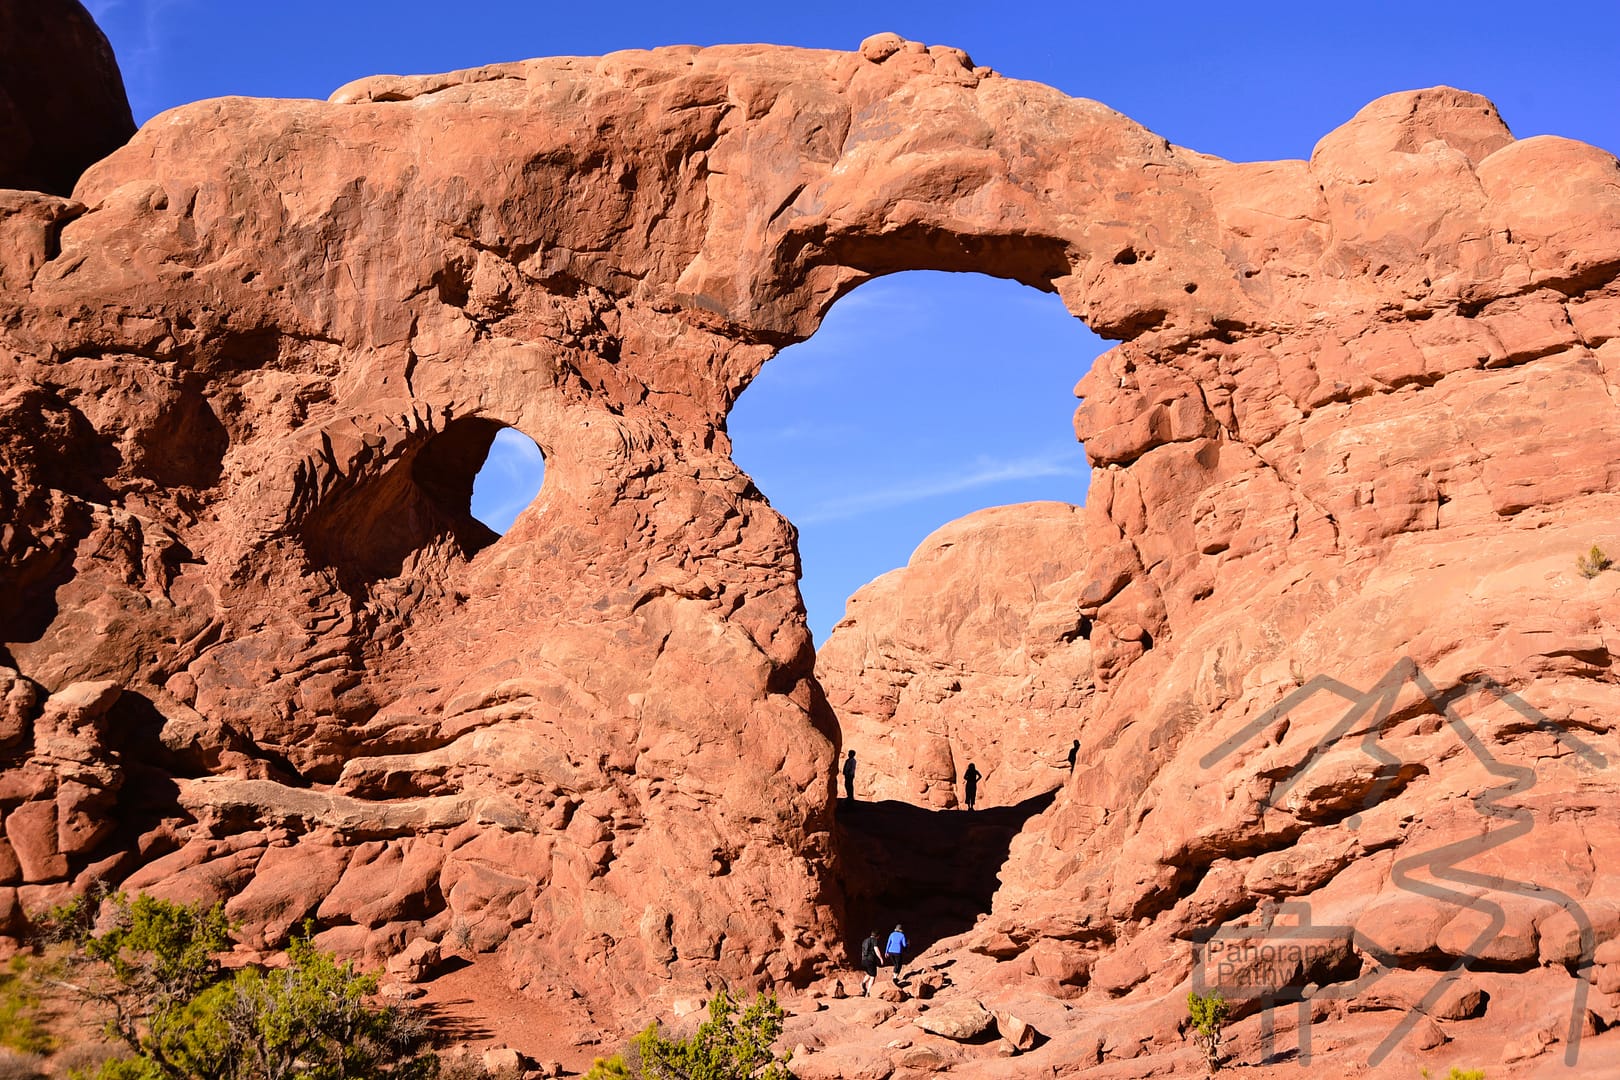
[84,1,1620,642]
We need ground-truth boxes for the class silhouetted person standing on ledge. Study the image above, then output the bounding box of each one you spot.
[842,749,857,803]
[1068,739,1080,772]
[963,763,980,810]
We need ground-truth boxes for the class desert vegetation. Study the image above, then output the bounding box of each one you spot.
[1185,990,1229,1074]
[582,990,791,1080]
[0,891,457,1080]
[1576,543,1613,578]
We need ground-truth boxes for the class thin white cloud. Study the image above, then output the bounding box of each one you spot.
[738,420,858,445]
[471,429,546,533]
[89,0,198,124]
[475,489,541,532]
[796,449,1088,524]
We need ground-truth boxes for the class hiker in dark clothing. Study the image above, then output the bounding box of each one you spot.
[1068,739,1080,772]
[858,929,885,995]
[842,750,857,802]
[886,924,908,982]
[963,763,980,810]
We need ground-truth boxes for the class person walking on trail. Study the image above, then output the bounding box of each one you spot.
[886,924,908,982]
[842,749,857,803]
[1067,738,1080,772]
[963,763,981,810]
[858,929,885,996]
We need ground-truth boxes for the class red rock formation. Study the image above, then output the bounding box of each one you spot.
[817,503,1091,808]
[3,19,1620,1071]
[0,0,135,196]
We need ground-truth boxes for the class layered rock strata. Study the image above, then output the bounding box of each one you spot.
[2,21,1619,1070]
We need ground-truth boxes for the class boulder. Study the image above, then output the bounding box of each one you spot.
[992,1009,1041,1052]
[789,1046,894,1080]
[818,504,1093,808]
[385,937,442,983]
[480,1047,523,1075]
[3,802,64,882]
[913,999,994,1041]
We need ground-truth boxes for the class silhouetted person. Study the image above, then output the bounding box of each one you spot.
[858,928,885,996]
[1068,739,1080,772]
[886,923,908,982]
[963,763,980,810]
[842,749,857,803]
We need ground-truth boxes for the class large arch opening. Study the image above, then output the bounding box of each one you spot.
[731,271,1096,646]
[729,270,1106,959]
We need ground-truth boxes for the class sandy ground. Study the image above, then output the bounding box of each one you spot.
[411,954,613,1075]
[409,951,1620,1079]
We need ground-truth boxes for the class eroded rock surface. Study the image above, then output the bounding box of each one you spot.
[3,19,1620,1070]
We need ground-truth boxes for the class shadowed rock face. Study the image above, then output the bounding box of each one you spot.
[0,0,135,196]
[4,25,1620,1065]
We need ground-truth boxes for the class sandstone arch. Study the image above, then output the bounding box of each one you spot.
[3,30,1620,1065]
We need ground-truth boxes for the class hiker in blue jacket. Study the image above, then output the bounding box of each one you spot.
[886,923,908,982]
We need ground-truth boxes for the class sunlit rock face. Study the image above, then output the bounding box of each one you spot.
[817,503,1093,809]
[5,18,1620,1065]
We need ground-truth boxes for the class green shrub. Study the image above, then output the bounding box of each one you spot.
[1186,990,1229,1074]
[73,1057,163,1080]
[630,990,791,1080]
[41,894,434,1080]
[582,1055,634,1080]
[1419,1069,1485,1080]
[1577,544,1612,578]
[35,880,112,946]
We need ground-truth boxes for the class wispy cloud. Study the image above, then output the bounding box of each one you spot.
[796,450,1088,524]
[87,0,198,124]
[474,489,541,533]
[735,420,857,445]
[471,429,546,533]
[83,0,129,21]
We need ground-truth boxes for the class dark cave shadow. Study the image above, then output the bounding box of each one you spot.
[3,498,93,646]
[835,788,1058,962]
[81,691,191,886]
[300,415,505,600]
[434,954,473,976]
